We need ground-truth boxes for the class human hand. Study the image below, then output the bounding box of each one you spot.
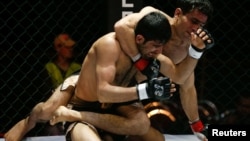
[190,119,208,141]
[134,57,160,79]
[137,77,172,100]
[140,59,160,80]
[191,28,215,51]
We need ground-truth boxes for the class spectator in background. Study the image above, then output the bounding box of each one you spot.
[43,33,81,135]
[45,33,81,89]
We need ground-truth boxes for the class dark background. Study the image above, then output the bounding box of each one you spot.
[1,0,250,135]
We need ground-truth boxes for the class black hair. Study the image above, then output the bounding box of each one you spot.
[176,0,213,22]
[134,12,171,44]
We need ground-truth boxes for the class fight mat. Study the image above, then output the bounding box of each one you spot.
[0,134,200,141]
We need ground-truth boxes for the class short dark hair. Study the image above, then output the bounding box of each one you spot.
[177,0,213,22]
[134,12,171,44]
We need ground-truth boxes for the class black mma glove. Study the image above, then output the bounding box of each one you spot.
[134,57,160,80]
[189,28,215,59]
[202,28,215,50]
[190,119,208,141]
[136,77,171,101]
[192,28,215,51]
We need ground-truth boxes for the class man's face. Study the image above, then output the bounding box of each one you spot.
[175,8,208,40]
[58,44,74,59]
[138,40,164,59]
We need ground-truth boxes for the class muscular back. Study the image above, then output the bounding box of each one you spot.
[75,33,137,102]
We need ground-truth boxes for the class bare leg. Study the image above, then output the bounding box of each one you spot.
[51,104,164,141]
[4,117,33,141]
[70,123,102,141]
[4,85,74,141]
[50,103,151,135]
[4,103,46,141]
[125,127,165,141]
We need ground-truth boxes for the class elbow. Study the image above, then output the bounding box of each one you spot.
[97,84,112,103]
[129,110,151,135]
[171,77,186,85]
[139,6,156,13]
[114,20,126,34]
[97,94,106,103]
[136,118,150,135]
[97,89,108,103]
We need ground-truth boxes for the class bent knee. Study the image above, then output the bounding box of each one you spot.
[129,111,150,135]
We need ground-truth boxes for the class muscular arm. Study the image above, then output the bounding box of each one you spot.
[114,6,166,59]
[179,73,208,141]
[95,38,139,103]
[157,53,199,84]
[179,73,199,123]
[115,7,205,85]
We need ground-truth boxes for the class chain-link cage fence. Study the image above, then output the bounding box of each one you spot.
[1,0,250,136]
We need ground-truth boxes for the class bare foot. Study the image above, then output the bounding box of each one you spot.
[4,119,29,141]
[50,106,73,125]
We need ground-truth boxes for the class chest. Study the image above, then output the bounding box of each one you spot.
[163,41,189,64]
[115,54,138,86]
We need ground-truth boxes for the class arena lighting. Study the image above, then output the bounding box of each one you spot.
[147,108,176,122]
[144,101,176,122]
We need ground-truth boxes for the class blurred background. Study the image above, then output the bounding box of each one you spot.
[1,0,250,136]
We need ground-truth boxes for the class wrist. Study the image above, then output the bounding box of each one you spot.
[190,119,204,132]
[136,83,148,100]
[188,45,203,59]
[134,57,149,71]
[189,118,200,124]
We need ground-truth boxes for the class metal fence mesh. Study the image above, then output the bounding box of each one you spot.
[1,0,250,136]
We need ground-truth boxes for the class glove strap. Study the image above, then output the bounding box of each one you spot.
[134,58,149,71]
[188,45,203,59]
[136,83,148,100]
[190,119,204,132]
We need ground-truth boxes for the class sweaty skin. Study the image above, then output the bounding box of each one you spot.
[114,5,212,141]
[5,9,209,141]
[48,29,207,139]
[49,6,211,141]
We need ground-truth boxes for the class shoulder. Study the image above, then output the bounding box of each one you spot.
[140,6,171,18]
[95,32,121,53]
[91,32,122,61]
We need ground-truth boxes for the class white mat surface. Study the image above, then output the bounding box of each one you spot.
[0,134,199,141]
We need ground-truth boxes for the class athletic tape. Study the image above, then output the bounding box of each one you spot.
[137,83,148,100]
[188,45,203,59]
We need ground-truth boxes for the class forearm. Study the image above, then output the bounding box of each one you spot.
[114,6,163,59]
[114,15,139,58]
[98,86,138,103]
[179,78,199,122]
[174,55,198,84]
[180,87,199,122]
[157,54,198,84]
